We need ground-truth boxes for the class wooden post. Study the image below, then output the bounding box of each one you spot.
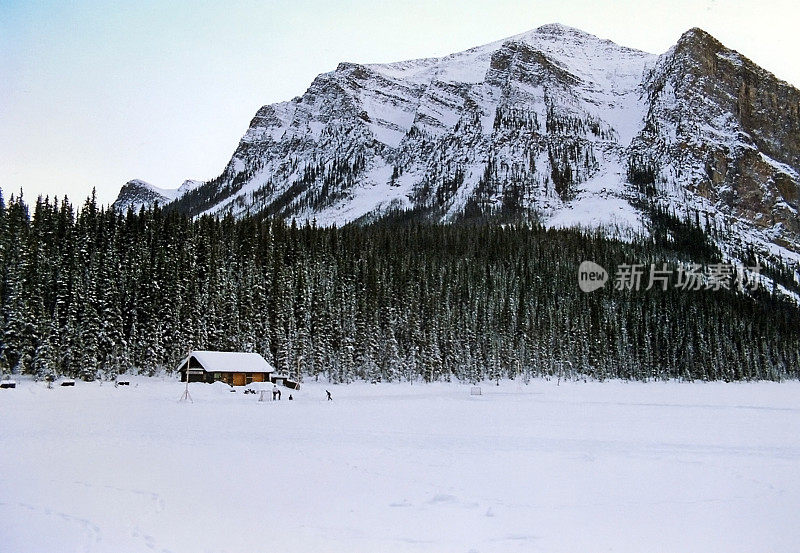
[180,351,193,403]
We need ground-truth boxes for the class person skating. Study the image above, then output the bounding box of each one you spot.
[326,390,332,401]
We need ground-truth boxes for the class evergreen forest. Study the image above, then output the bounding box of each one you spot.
[1,189,798,383]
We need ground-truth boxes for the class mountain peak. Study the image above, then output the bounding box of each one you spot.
[125,178,152,188]
[532,22,588,36]
[676,26,725,52]
[113,179,178,212]
[680,26,715,40]
[506,23,606,47]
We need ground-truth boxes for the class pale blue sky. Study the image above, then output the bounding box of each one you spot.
[2,0,798,205]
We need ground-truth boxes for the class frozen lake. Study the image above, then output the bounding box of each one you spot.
[1,377,799,552]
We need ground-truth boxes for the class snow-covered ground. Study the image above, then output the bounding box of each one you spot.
[2,377,799,553]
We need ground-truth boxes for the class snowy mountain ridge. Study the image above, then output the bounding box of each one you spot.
[114,24,800,263]
[114,178,204,212]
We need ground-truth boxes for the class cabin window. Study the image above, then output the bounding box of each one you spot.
[214,372,222,380]
[246,373,253,384]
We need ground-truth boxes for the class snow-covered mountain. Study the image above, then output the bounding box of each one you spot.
[115,179,203,212]
[114,24,799,258]
[114,179,174,212]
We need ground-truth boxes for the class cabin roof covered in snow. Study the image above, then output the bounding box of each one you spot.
[177,351,274,373]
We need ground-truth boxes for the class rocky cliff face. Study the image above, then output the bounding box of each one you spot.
[634,28,800,252]
[114,180,176,212]
[115,24,800,262]
[114,179,203,213]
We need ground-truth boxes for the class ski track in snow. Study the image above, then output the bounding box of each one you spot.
[2,377,800,553]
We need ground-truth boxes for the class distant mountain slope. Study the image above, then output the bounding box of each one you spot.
[114,179,177,212]
[114,179,203,212]
[114,24,799,262]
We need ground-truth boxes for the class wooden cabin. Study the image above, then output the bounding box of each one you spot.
[177,351,274,386]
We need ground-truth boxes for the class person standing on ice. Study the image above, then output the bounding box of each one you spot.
[272,385,278,401]
[326,390,332,401]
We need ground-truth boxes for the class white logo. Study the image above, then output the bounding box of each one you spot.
[578,261,608,293]
[577,261,761,293]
